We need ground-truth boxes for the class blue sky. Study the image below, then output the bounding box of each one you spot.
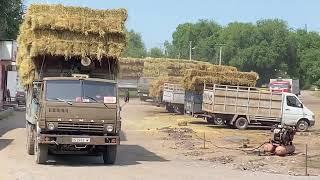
[25,0,320,49]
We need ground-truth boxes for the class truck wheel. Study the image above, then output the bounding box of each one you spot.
[35,142,48,164]
[213,117,224,125]
[26,123,35,155]
[103,145,117,164]
[166,104,174,113]
[206,117,215,124]
[296,120,309,132]
[234,117,249,130]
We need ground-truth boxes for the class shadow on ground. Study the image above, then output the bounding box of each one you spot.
[0,111,25,151]
[49,144,168,166]
[189,120,271,131]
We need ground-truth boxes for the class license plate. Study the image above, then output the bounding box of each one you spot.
[143,94,148,97]
[72,138,90,143]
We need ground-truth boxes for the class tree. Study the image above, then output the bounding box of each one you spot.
[148,47,164,58]
[171,20,222,60]
[122,30,147,58]
[0,0,24,39]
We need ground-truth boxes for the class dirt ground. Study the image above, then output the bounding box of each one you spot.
[0,91,319,179]
[127,91,320,176]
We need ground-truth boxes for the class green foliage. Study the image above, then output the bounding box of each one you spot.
[148,47,164,58]
[168,19,320,86]
[0,0,24,39]
[122,30,147,58]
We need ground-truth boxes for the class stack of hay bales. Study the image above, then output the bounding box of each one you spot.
[119,58,145,79]
[17,4,127,86]
[183,67,259,91]
[144,58,211,97]
[149,76,183,97]
[143,58,210,77]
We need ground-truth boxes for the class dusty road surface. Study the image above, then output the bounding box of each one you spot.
[0,93,319,180]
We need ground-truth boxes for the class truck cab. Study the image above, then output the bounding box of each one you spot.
[281,93,315,132]
[26,75,121,164]
[137,77,154,101]
[269,81,291,93]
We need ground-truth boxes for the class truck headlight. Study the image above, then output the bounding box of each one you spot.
[47,122,55,130]
[106,125,114,132]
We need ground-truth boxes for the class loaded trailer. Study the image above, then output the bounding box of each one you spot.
[202,84,315,131]
[162,83,185,114]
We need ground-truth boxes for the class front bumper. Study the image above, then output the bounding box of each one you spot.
[38,134,120,145]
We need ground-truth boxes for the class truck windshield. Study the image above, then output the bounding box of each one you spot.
[83,80,116,103]
[46,80,116,103]
[270,83,289,89]
[46,80,81,102]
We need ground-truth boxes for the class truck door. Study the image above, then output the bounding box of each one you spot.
[282,95,304,126]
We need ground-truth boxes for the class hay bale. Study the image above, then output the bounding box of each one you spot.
[149,76,182,97]
[17,4,127,86]
[183,70,259,91]
[118,58,145,79]
[142,58,211,77]
[26,4,127,36]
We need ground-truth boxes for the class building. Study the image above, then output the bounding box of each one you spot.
[0,40,18,108]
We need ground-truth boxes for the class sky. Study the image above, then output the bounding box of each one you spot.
[25,0,320,49]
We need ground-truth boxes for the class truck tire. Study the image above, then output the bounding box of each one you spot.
[206,117,215,124]
[26,123,35,155]
[165,104,174,113]
[213,117,224,125]
[103,145,117,164]
[35,142,48,164]
[234,117,249,130]
[296,120,309,132]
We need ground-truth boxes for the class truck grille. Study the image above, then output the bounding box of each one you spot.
[57,122,104,132]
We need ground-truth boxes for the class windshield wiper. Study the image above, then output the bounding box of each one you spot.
[55,98,73,105]
[84,96,113,109]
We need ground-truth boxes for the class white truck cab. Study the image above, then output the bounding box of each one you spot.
[282,93,315,131]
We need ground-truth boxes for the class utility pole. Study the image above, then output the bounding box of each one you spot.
[189,41,192,60]
[189,41,195,60]
[215,44,226,65]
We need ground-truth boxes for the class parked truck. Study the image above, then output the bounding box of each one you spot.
[184,91,203,116]
[137,77,154,101]
[202,84,315,132]
[162,83,185,114]
[269,78,300,96]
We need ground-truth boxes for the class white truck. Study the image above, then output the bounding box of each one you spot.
[162,83,185,114]
[202,84,315,132]
[269,78,300,96]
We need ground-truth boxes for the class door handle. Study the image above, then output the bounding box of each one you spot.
[285,109,290,111]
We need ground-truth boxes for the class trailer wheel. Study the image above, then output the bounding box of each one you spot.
[206,117,215,124]
[35,142,48,164]
[296,119,309,132]
[213,117,224,125]
[234,117,249,130]
[26,122,35,155]
[103,145,117,164]
[165,104,174,113]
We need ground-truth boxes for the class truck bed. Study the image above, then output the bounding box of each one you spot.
[202,84,283,121]
[162,83,185,105]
